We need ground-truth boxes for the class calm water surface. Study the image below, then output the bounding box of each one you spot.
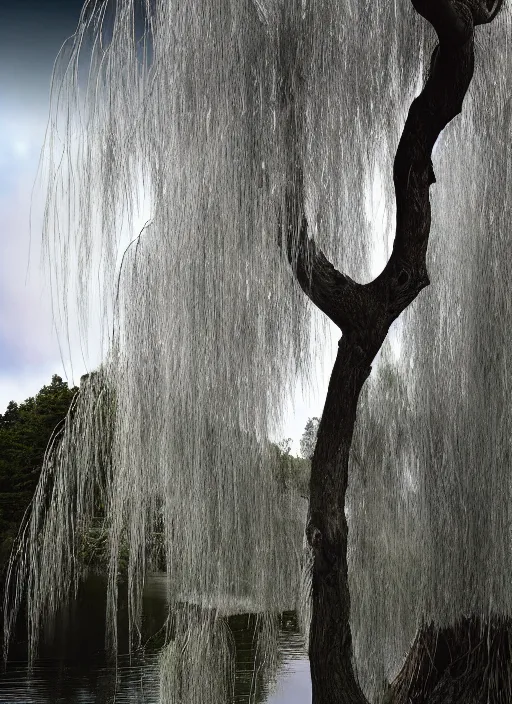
[1,573,311,703]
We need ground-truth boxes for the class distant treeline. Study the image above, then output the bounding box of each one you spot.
[0,375,78,573]
[0,375,312,577]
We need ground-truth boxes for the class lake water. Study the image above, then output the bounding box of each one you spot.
[0,572,311,703]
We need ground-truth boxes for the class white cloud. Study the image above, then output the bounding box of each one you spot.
[11,140,30,159]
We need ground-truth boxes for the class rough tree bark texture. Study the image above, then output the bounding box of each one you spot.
[389,615,512,703]
[283,1,503,702]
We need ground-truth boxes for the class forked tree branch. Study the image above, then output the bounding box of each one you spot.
[287,0,501,364]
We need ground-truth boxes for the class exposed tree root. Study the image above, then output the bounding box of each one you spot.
[389,615,512,704]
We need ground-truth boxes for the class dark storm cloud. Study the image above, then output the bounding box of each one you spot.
[0,0,86,105]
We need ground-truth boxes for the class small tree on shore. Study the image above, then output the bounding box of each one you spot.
[300,417,320,461]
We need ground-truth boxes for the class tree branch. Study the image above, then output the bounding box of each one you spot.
[367,1,477,327]
[282,195,374,333]
[286,0,501,363]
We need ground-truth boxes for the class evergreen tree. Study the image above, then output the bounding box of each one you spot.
[299,418,319,460]
[0,376,77,571]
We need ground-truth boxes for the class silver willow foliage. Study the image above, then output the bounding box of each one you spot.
[4,0,512,702]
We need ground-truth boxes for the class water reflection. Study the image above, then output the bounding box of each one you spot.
[1,573,311,703]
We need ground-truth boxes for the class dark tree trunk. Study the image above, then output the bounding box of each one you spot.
[281,1,504,702]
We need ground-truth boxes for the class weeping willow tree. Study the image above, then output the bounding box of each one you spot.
[3,0,512,703]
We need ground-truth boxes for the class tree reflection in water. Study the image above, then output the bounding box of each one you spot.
[1,572,310,703]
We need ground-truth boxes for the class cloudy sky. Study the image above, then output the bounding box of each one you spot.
[0,0,90,409]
